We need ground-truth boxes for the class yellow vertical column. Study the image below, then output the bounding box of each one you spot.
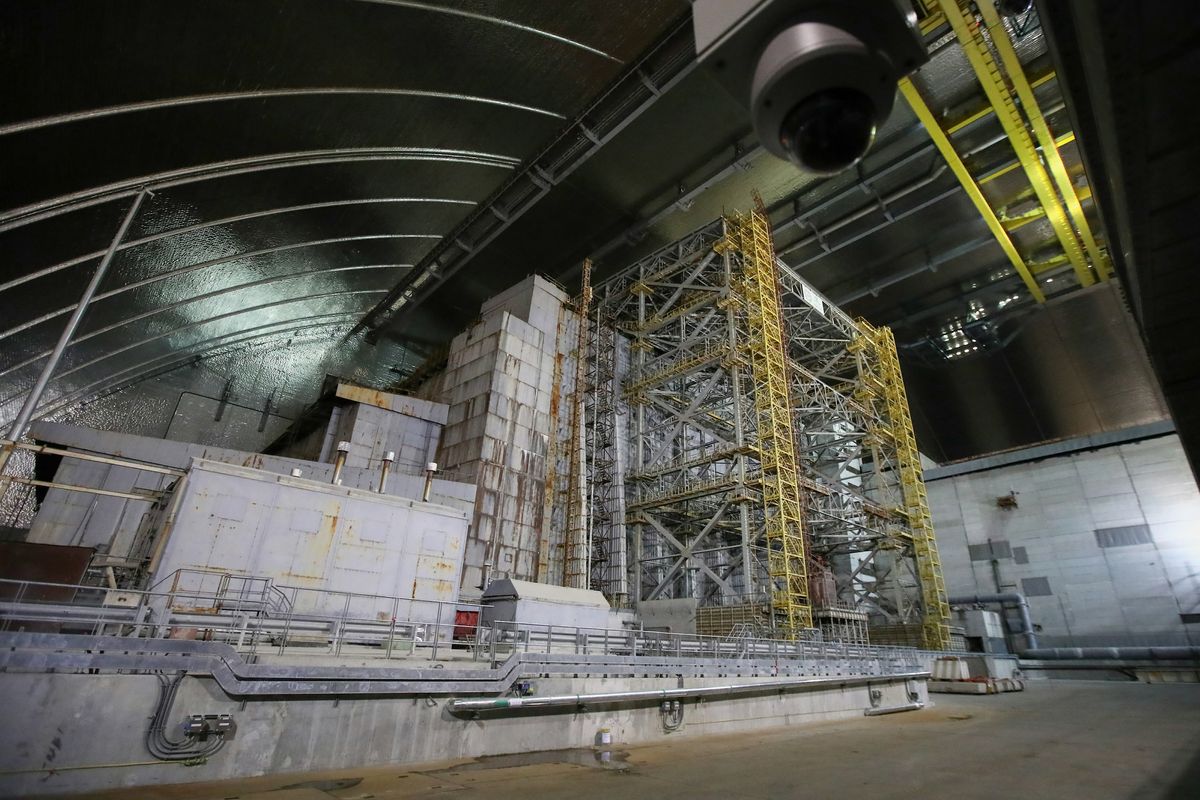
[870,323,951,650]
[732,208,812,635]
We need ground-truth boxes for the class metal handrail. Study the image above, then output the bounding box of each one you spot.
[0,576,921,675]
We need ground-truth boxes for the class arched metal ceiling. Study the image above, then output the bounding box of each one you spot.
[0,0,688,427]
[0,0,1171,467]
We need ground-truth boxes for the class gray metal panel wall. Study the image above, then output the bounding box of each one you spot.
[928,433,1200,647]
[155,459,467,616]
[24,423,475,565]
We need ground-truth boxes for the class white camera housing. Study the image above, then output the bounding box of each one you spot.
[695,0,928,175]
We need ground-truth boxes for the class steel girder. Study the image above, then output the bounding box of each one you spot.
[584,219,949,646]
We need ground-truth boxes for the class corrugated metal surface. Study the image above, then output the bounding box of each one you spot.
[1037,0,1200,479]
[0,0,686,440]
[0,2,1157,470]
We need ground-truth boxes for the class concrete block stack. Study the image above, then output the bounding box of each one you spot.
[435,276,572,595]
[322,385,446,474]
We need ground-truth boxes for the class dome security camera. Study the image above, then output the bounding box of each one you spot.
[695,0,928,175]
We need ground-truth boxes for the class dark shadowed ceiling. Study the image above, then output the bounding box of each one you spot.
[0,0,1177,465]
[0,0,687,424]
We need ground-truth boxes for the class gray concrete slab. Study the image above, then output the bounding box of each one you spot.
[40,681,1200,800]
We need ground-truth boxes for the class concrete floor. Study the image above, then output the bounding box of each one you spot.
[45,681,1200,800]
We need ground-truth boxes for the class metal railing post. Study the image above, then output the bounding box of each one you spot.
[277,588,297,656]
[386,597,398,660]
[473,604,484,662]
[431,603,442,661]
[334,593,351,656]
[130,591,147,638]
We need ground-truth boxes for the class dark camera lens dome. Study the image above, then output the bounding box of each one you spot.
[779,88,876,175]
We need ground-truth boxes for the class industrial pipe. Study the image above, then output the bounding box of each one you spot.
[1021,647,1200,661]
[331,441,350,485]
[0,440,185,477]
[145,673,227,762]
[446,670,929,714]
[948,593,1038,650]
[864,702,924,716]
[0,189,148,488]
[377,451,395,493]
[778,163,948,259]
[422,461,437,502]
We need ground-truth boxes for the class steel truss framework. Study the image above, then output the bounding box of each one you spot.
[585,212,950,647]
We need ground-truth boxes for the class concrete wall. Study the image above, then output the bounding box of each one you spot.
[0,671,922,797]
[322,385,447,473]
[927,433,1200,647]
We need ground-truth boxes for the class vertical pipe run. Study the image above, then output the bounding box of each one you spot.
[423,461,437,502]
[378,451,395,494]
[0,189,149,488]
[331,441,350,485]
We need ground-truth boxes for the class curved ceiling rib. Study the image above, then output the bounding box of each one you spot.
[20,314,369,427]
[349,0,621,61]
[0,234,438,342]
[0,197,471,295]
[0,89,562,137]
[355,14,696,336]
[0,289,387,411]
[0,148,518,232]
[0,264,408,379]
[0,0,699,449]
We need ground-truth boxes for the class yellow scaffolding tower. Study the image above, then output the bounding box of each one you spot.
[730,204,812,635]
[862,321,951,650]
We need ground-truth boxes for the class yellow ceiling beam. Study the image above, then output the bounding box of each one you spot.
[1029,254,1071,274]
[1000,206,1048,231]
[946,70,1057,135]
[1001,184,1095,232]
[919,12,946,35]
[900,77,1045,303]
[937,0,1095,289]
[979,131,1077,185]
[976,0,1111,281]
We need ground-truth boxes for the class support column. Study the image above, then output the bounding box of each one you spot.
[0,189,148,497]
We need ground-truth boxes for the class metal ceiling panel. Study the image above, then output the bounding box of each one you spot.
[0,0,687,439]
[0,0,1149,474]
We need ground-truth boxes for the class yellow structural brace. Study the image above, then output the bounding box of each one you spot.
[937,0,1095,288]
[900,78,1046,304]
[730,206,812,636]
[861,321,952,651]
[975,0,1112,282]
